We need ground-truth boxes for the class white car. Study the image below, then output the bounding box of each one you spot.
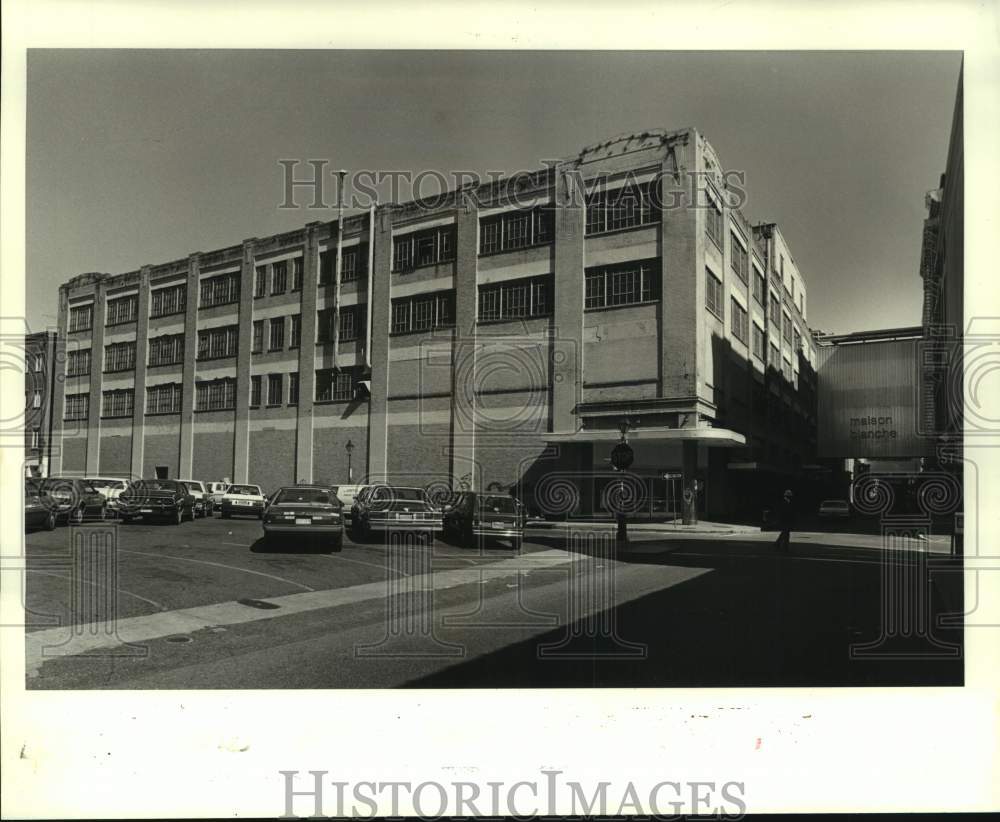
[205,481,229,513]
[178,479,210,517]
[335,484,369,526]
[220,484,267,519]
[86,477,131,515]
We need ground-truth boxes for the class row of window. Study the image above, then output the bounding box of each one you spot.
[319,245,367,285]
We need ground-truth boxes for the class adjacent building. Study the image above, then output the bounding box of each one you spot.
[50,127,818,520]
[23,330,58,477]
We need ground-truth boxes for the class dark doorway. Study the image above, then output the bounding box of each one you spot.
[155,465,169,479]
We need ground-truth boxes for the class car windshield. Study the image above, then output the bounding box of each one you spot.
[386,488,426,502]
[274,488,333,505]
[228,485,260,496]
[478,495,517,513]
[182,482,204,492]
[39,478,76,490]
[88,479,122,489]
[131,481,179,492]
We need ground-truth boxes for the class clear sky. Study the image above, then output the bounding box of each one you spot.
[26,49,962,335]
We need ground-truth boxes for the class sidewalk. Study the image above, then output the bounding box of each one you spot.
[525,518,759,535]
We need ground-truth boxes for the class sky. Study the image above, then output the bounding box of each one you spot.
[25,50,962,335]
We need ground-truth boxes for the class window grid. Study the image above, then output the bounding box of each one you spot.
[705,269,724,319]
[267,374,283,406]
[195,378,237,411]
[197,326,239,360]
[478,278,553,321]
[271,261,288,295]
[252,320,265,354]
[101,389,134,419]
[65,393,89,421]
[106,295,138,326]
[752,323,766,361]
[390,291,456,334]
[585,180,659,236]
[254,266,267,298]
[753,270,766,305]
[69,305,93,333]
[584,261,659,310]
[67,349,91,377]
[392,226,457,272]
[150,284,186,318]
[315,369,355,402]
[339,307,360,342]
[104,342,136,373]
[705,200,724,248]
[769,293,781,326]
[290,314,301,348]
[288,373,299,405]
[148,334,184,367]
[200,273,241,308]
[292,257,303,291]
[730,298,749,344]
[250,375,262,407]
[782,312,792,343]
[146,383,182,415]
[730,233,749,283]
[269,317,285,351]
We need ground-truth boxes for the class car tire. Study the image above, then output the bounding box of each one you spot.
[44,511,56,531]
[330,536,343,553]
[511,537,523,553]
[221,511,230,519]
[98,505,108,522]
[173,508,183,526]
[71,505,85,526]
[120,516,132,524]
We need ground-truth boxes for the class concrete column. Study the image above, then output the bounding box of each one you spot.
[129,266,151,480]
[660,134,702,401]
[232,239,256,483]
[85,281,107,475]
[48,287,69,476]
[552,164,585,433]
[450,198,478,489]
[682,439,698,525]
[178,254,200,478]
[295,223,321,483]
[366,206,393,482]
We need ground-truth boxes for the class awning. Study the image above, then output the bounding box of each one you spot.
[547,426,746,448]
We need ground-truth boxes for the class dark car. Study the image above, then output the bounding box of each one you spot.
[118,479,196,524]
[351,485,442,540]
[443,491,525,551]
[262,485,343,551]
[25,482,56,531]
[37,477,108,525]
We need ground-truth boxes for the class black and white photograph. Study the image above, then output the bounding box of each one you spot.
[2,2,998,818]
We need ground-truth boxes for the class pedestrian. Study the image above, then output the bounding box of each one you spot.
[775,489,795,553]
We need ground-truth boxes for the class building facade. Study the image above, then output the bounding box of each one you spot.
[23,331,58,477]
[50,128,817,519]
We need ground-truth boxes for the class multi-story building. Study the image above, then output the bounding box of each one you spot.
[50,127,817,520]
[23,330,58,477]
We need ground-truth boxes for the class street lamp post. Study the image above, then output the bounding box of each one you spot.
[610,418,637,546]
[345,439,354,483]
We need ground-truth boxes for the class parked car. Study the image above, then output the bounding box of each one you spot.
[25,482,56,531]
[118,479,196,524]
[443,491,525,551]
[86,477,131,513]
[206,481,230,513]
[37,477,108,525]
[262,485,343,550]
[220,484,267,519]
[335,484,368,526]
[818,499,851,518]
[351,485,442,540]
[178,479,210,517]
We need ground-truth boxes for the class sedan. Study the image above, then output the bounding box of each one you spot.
[178,479,210,517]
[262,485,343,551]
[37,477,108,525]
[25,483,56,531]
[818,499,851,518]
[118,480,196,524]
[351,485,442,540]
[443,491,525,551]
[220,484,267,519]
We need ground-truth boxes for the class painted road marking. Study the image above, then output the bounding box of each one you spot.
[317,552,410,577]
[26,569,169,612]
[25,549,585,675]
[117,549,316,592]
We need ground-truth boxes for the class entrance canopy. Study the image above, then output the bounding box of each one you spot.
[547,426,746,448]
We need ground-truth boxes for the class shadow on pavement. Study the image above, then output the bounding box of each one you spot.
[405,535,964,689]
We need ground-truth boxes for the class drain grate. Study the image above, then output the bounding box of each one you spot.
[237,598,280,610]
[165,635,193,644]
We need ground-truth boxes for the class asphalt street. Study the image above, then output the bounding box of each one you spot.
[21,515,964,689]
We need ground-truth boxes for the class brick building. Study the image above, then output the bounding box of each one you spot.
[50,127,817,520]
[23,330,58,477]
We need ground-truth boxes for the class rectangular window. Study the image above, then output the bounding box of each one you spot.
[290,314,301,348]
[268,317,285,351]
[705,268,724,319]
[267,373,283,406]
[477,276,553,322]
[585,179,659,235]
[730,232,748,283]
[148,334,184,367]
[252,320,265,354]
[101,389,134,418]
[200,273,241,308]
[342,245,367,281]
[69,304,93,333]
[32,391,41,409]
[65,393,89,421]
[34,354,43,372]
[770,343,780,369]
[197,326,239,360]
[271,261,288,295]
[292,257,303,291]
[31,428,40,449]
[315,368,355,402]
[584,260,660,310]
[150,284,186,318]
[145,383,182,415]
[339,306,360,342]
[730,298,748,344]
[195,378,237,411]
[706,200,723,248]
[753,269,766,305]
[752,323,766,361]
[66,349,91,377]
[793,328,802,353]
[104,341,136,373]
[250,375,262,407]
[392,225,457,272]
[479,207,554,255]
[390,291,456,334]
[769,293,781,326]
[106,295,138,326]
[254,265,267,298]
[288,373,299,405]
[782,312,792,343]
[783,357,793,382]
